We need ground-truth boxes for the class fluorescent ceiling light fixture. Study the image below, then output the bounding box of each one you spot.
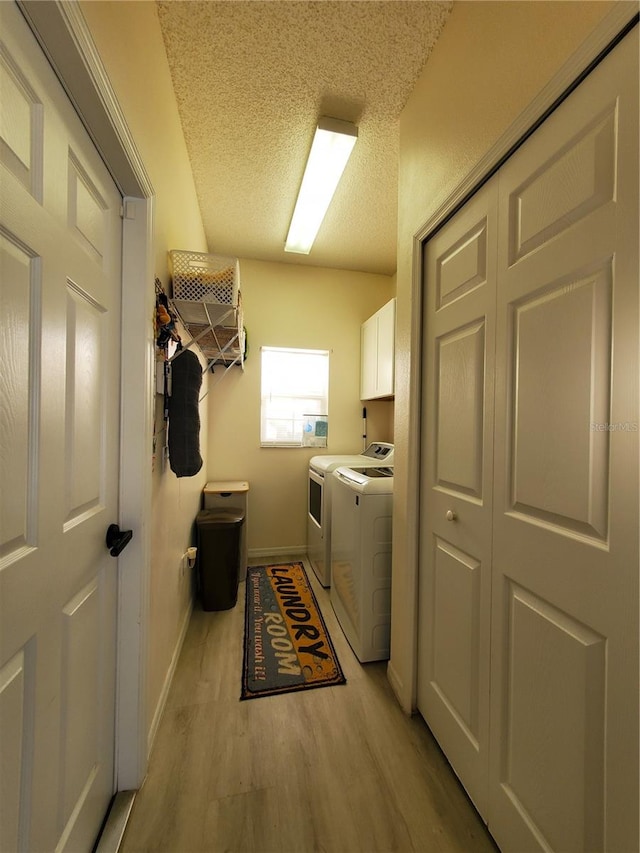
[285,117,358,255]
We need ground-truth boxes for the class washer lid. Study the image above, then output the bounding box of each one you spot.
[310,453,376,473]
[333,465,394,494]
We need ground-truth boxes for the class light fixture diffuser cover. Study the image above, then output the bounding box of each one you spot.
[285,117,358,254]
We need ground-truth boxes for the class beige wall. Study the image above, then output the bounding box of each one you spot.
[390,0,617,712]
[80,1,210,739]
[207,259,394,552]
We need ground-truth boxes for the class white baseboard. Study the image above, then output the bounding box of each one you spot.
[147,599,193,757]
[248,546,307,558]
[387,659,414,715]
[95,790,136,853]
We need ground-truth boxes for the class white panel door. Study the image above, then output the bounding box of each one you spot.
[489,29,638,853]
[418,182,498,816]
[0,4,122,851]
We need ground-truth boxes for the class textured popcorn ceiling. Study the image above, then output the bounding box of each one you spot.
[157,1,452,275]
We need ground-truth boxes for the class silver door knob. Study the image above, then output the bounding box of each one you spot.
[446,510,457,522]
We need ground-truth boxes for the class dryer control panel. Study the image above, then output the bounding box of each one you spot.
[361,442,394,463]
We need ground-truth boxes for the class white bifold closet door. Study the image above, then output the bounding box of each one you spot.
[419,26,638,853]
[418,178,498,818]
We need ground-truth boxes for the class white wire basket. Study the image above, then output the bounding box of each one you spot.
[169,250,240,305]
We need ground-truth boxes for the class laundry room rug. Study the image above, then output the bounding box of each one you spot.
[241,561,346,700]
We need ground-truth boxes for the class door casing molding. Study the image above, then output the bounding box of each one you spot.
[17,0,155,790]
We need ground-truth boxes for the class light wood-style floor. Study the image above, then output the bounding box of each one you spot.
[120,555,498,853]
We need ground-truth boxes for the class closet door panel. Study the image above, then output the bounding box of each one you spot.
[497,581,606,853]
[509,263,611,539]
[435,320,485,499]
[490,28,638,853]
[431,538,481,739]
[418,182,498,817]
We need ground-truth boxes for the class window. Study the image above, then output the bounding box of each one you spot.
[260,347,329,446]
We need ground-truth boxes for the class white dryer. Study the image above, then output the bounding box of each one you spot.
[330,465,393,662]
[307,442,393,587]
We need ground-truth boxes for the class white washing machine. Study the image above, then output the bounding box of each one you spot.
[330,464,393,662]
[307,442,394,587]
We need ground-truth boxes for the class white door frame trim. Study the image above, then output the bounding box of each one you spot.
[117,198,154,790]
[17,0,155,789]
[396,1,639,713]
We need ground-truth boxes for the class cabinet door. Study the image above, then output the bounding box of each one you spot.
[360,299,395,400]
[376,298,395,397]
[360,313,378,399]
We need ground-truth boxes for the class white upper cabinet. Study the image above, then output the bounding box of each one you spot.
[360,297,396,400]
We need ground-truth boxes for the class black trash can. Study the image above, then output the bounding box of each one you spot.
[196,508,245,611]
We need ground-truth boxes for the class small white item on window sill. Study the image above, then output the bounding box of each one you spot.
[302,414,328,448]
